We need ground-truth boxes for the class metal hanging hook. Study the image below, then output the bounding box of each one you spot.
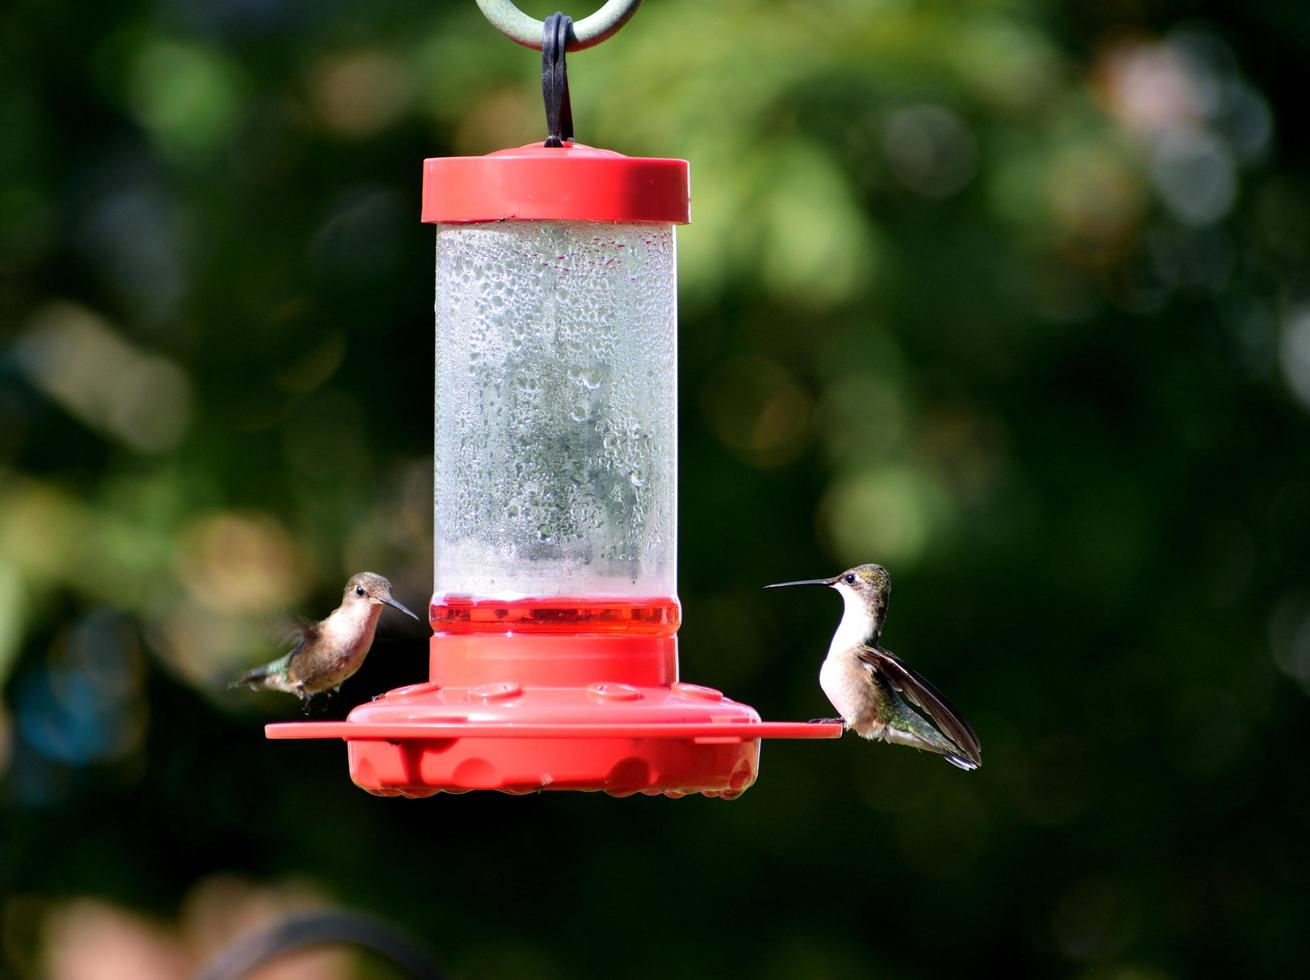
[475,0,643,51]
[541,13,574,146]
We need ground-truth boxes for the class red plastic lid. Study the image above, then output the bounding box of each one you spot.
[422,142,690,225]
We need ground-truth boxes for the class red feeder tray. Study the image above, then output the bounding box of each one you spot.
[268,634,841,799]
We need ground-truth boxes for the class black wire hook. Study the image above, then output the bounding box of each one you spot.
[542,12,574,147]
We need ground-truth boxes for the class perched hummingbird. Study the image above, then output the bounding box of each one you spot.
[766,563,982,770]
[230,572,419,709]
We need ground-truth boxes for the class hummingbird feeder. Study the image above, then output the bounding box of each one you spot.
[267,0,841,797]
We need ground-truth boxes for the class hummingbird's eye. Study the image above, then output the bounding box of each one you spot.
[355,586,366,597]
[844,573,856,584]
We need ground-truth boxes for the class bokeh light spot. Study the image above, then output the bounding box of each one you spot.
[1149,127,1235,226]
[883,104,977,198]
[1052,876,1140,962]
[1046,144,1145,259]
[14,303,192,452]
[1278,306,1310,412]
[701,356,812,468]
[16,611,146,767]
[759,141,878,307]
[0,702,12,780]
[453,89,539,156]
[129,41,243,159]
[309,51,413,138]
[0,480,87,587]
[0,563,27,686]
[821,465,949,567]
[1269,590,1310,693]
[1097,40,1205,135]
[174,512,310,615]
[43,899,189,980]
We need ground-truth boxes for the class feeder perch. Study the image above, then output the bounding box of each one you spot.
[266,4,841,798]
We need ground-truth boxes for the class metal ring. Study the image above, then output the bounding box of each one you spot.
[475,0,643,51]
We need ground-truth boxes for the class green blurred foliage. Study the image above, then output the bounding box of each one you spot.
[4,0,1310,976]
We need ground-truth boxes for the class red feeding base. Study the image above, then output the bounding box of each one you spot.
[266,596,840,799]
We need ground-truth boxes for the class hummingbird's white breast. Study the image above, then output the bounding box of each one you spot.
[321,599,384,670]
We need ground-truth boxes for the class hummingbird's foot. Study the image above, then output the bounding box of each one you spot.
[809,716,845,725]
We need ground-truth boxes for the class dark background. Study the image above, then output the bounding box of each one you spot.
[3,0,1309,977]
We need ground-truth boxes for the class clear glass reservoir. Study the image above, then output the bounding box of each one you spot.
[432,220,678,633]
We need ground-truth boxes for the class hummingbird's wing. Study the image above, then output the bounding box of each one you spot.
[230,619,320,691]
[275,615,319,649]
[857,646,982,767]
[282,619,322,674]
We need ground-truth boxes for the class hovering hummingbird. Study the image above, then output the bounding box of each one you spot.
[766,563,982,770]
[230,572,419,709]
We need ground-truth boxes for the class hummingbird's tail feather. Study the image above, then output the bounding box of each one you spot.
[229,663,272,689]
[880,711,980,769]
[229,653,291,691]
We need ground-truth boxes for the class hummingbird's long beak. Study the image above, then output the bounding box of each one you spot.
[382,595,421,620]
[763,577,836,589]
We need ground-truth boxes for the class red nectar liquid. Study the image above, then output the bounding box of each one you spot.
[429,594,681,636]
